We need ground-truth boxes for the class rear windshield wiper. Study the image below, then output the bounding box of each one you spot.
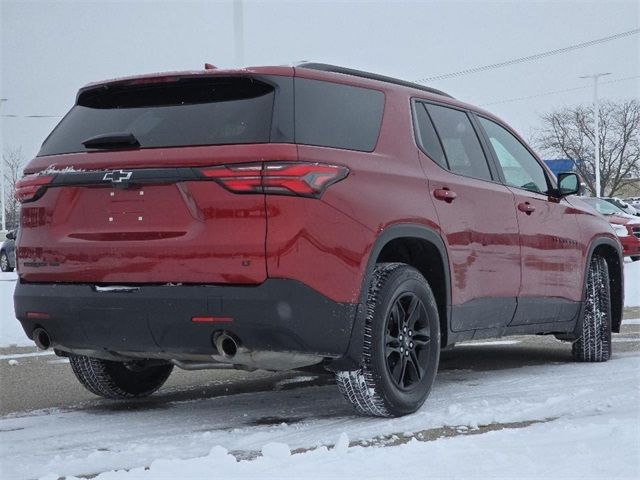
[82,132,140,149]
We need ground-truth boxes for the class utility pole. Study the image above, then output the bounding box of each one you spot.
[233,0,244,67]
[0,98,7,232]
[580,73,611,197]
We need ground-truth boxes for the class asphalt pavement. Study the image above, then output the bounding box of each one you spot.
[1,308,638,416]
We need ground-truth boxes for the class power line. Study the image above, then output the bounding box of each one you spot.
[414,28,640,83]
[479,75,640,107]
[3,65,638,119]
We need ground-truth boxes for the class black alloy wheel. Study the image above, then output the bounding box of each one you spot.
[384,292,431,391]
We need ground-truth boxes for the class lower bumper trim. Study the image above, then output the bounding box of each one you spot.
[14,279,357,365]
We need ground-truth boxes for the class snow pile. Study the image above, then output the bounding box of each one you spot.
[61,410,638,479]
[0,272,30,347]
[624,259,640,307]
[261,442,291,460]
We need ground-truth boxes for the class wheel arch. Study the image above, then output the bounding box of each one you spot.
[329,223,451,371]
[585,237,624,333]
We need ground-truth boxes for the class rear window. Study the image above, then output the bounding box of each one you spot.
[294,79,384,152]
[38,77,276,156]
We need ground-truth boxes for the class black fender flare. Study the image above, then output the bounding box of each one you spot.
[329,223,451,371]
[575,236,624,336]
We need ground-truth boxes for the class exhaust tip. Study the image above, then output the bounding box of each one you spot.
[33,328,51,350]
[214,332,239,359]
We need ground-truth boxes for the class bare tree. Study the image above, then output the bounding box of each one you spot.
[3,146,25,230]
[535,99,640,197]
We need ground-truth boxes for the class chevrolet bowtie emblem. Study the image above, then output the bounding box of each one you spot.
[103,170,133,183]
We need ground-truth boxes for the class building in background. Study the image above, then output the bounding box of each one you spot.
[543,158,577,178]
[543,158,640,198]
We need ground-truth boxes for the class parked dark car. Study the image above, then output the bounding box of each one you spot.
[1,229,17,272]
[13,63,624,417]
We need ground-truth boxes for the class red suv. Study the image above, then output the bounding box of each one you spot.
[14,64,623,417]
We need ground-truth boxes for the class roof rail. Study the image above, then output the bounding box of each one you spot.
[296,62,453,99]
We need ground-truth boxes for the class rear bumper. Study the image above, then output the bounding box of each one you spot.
[14,279,357,363]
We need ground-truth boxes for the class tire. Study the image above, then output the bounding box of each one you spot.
[0,251,13,272]
[631,256,640,262]
[69,355,173,399]
[335,263,440,417]
[572,255,612,362]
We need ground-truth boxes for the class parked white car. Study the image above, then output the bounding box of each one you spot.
[605,197,639,216]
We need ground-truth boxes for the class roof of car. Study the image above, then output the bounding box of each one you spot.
[79,63,453,98]
[76,63,507,127]
[295,63,453,98]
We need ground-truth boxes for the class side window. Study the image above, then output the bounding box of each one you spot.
[427,104,493,181]
[478,117,549,194]
[413,102,447,169]
[294,79,384,152]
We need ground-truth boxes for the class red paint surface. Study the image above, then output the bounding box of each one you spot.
[17,65,618,307]
[608,215,640,256]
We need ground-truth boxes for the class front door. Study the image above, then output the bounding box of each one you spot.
[475,116,584,326]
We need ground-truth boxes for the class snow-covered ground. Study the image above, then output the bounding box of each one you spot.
[2,350,639,479]
[0,272,33,347]
[90,408,640,479]
[0,262,638,479]
[0,272,31,347]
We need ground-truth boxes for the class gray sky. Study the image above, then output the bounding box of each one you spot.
[1,0,639,161]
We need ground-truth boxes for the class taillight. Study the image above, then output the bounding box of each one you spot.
[199,162,348,198]
[263,163,349,197]
[15,175,55,203]
[200,163,263,193]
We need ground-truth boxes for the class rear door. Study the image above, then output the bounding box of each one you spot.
[475,115,584,325]
[414,101,521,332]
[18,74,296,285]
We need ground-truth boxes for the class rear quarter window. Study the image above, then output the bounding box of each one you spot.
[294,78,384,152]
[426,104,493,182]
[413,101,447,169]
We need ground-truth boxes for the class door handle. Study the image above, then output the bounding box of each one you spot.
[517,202,536,215]
[434,188,457,203]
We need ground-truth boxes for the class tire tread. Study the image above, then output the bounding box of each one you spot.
[69,355,171,399]
[335,263,416,417]
[572,255,611,362]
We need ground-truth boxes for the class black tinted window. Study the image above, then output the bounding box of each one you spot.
[39,77,275,156]
[427,104,492,181]
[295,79,384,151]
[413,102,447,169]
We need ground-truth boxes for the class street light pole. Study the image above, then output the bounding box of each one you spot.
[233,0,244,67]
[0,98,7,232]
[580,73,611,197]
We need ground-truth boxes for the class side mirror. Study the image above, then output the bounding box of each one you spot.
[557,172,580,197]
[6,230,16,240]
